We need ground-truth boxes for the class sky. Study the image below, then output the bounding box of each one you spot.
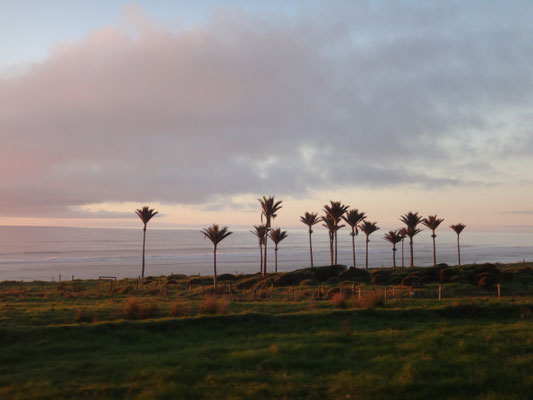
[1,0,533,231]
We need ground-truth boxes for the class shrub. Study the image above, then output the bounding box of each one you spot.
[299,278,319,286]
[273,270,316,286]
[439,268,457,283]
[401,274,421,287]
[170,301,192,317]
[354,291,384,309]
[371,270,390,285]
[121,298,159,319]
[74,308,93,323]
[235,274,264,289]
[217,274,237,282]
[331,292,348,309]
[199,296,229,315]
[312,265,347,282]
[338,268,371,282]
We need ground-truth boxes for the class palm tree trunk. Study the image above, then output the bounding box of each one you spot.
[259,243,263,273]
[392,247,396,269]
[334,230,338,265]
[308,230,314,268]
[409,238,414,268]
[457,235,461,267]
[365,238,369,270]
[351,229,356,268]
[401,239,405,268]
[213,247,217,289]
[275,246,278,273]
[432,233,437,266]
[263,231,268,276]
[141,225,146,279]
[329,235,334,265]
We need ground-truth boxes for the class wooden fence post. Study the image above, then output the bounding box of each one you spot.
[438,284,442,301]
[358,287,361,300]
[497,284,501,300]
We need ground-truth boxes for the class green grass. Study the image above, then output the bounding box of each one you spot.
[1,263,532,399]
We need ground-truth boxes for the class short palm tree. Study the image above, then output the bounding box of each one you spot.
[400,212,423,268]
[323,201,349,264]
[342,209,366,268]
[359,221,379,270]
[251,224,267,274]
[201,224,233,289]
[384,230,403,269]
[450,223,466,267]
[135,206,158,280]
[269,228,288,273]
[399,228,408,267]
[258,196,283,276]
[321,214,344,265]
[300,212,319,267]
[422,215,444,266]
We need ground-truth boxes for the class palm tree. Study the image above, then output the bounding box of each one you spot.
[422,215,445,266]
[323,201,349,264]
[384,230,403,269]
[258,196,283,276]
[450,223,466,267]
[300,212,319,267]
[135,206,158,280]
[399,228,408,267]
[359,221,379,270]
[201,224,233,289]
[321,214,344,265]
[251,224,267,274]
[400,212,423,268]
[269,228,288,273]
[342,209,366,268]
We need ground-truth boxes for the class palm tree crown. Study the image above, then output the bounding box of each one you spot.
[422,215,444,238]
[136,206,158,229]
[258,196,283,276]
[450,223,466,235]
[322,213,345,265]
[400,211,423,268]
[342,209,366,236]
[300,212,319,233]
[384,229,403,268]
[251,224,267,246]
[201,224,233,247]
[269,228,288,246]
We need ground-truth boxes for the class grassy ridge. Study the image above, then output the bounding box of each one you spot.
[1,263,532,399]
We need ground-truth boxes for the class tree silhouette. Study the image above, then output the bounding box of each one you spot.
[422,215,445,266]
[323,201,349,264]
[251,224,267,274]
[321,214,344,265]
[399,228,408,268]
[201,224,232,289]
[258,196,283,276]
[269,228,288,273]
[300,212,319,267]
[359,221,380,270]
[135,206,158,280]
[450,223,466,267]
[342,209,366,268]
[384,230,403,269]
[400,212,423,268]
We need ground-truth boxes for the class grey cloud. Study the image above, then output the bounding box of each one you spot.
[1,1,532,217]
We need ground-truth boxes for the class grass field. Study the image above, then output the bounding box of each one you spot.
[1,263,532,399]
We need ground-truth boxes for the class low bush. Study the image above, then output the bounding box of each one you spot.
[74,308,93,323]
[273,270,315,286]
[371,270,389,285]
[338,268,371,282]
[121,298,159,320]
[199,296,229,315]
[235,274,264,289]
[331,292,348,309]
[170,301,192,317]
[354,291,384,309]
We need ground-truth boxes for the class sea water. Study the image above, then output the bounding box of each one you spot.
[0,226,532,281]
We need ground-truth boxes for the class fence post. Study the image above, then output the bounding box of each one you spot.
[384,287,387,300]
[497,284,501,300]
[438,284,442,301]
[358,287,361,300]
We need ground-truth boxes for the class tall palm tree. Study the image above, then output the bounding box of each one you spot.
[269,228,288,273]
[201,224,233,289]
[251,224,267,274]
[342,209,366,268]
[323,201,349,265]
[135,206,158,280]
[400,212,423,268]
[384,230,403,269]
[321,214,344,265]
[300,212,319,267]
[258,196,283,276]
[422,215,445,266]
[359,221,379,270]
[399,228,408,267]
[450,223,466,267]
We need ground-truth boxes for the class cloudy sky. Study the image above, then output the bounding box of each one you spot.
[1,0,533,230]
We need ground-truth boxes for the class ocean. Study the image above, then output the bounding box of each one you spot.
[0,226,532,281]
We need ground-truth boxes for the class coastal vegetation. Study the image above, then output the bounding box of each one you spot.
[0,262,532,399]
